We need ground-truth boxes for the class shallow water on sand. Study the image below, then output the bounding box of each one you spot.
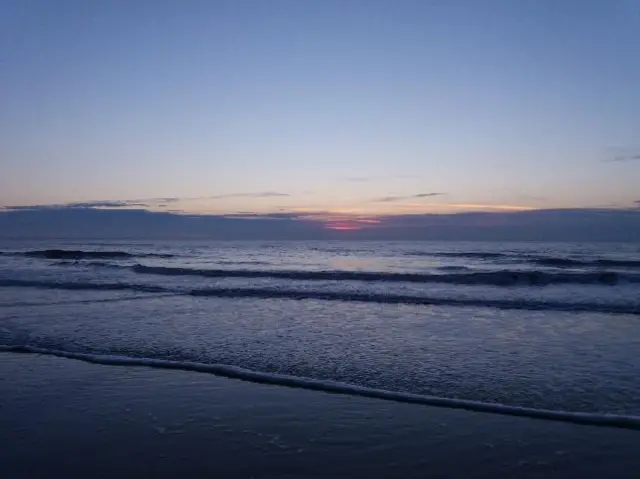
[2,354,640,479]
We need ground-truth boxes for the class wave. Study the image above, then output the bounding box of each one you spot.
[216,260,272,266]
[187,288,640,314]
[1,278,638,314]
[53,260,124,268]
[53,259,271,268]
[3,249,174,260]
[25,249,135,259]
[2,344,638,429]
[531,257,640,268]
[408,251,509,259]
[132,264,639,286]
[406,251,640,269]
[436,266,471,272]
[0,278,169,293]
[0,293,179,308]
[405,251,640,269]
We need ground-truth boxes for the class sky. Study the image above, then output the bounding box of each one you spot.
[1,0,640,238]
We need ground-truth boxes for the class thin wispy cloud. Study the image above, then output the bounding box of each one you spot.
[2,200,150,210]
[604,153,640,163]
[373,192,446,203]
[208,192,291,199]
[414,193,446,198]
[445,203,535,211]
[68,201,149,208]
[1,194,292,211]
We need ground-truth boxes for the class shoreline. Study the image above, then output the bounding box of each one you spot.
[4,344,639,430]
[2,352,639,478]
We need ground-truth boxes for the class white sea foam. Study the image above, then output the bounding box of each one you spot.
[2,344,639,430]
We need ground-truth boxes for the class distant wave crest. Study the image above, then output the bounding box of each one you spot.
[2,344,639,430]
[1,278,638,314]
[0,278,168,293]
[406,251,640,268]
[435,266,471,272]
[408,251,509,259]
[131,264,639,286]
[532,257,640,268]
[53,260,124,268]
[1,249,174,259]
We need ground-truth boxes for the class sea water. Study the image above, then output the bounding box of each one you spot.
[1,240,639,424]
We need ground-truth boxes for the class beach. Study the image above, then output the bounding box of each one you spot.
[2,352,639,479]
[2,240,640,477]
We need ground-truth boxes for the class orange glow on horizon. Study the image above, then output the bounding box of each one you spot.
[326,225,361,230]
[324,221,362,230]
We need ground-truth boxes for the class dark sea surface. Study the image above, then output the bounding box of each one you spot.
[1,240,639,422]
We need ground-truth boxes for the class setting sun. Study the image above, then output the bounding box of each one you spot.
[324,222,363,231]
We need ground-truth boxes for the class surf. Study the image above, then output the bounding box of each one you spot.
[1,249,174,259]
[1,278,638,314]
[2,344,639,430]
[131,264,638,286]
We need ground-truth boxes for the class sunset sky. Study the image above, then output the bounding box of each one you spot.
[2,0,640,222]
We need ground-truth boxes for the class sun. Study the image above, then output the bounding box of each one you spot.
[324,222,362,231]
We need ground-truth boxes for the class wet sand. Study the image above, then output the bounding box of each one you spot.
[1,352,639,478]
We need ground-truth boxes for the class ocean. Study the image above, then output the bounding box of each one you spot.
[1,239,639,426]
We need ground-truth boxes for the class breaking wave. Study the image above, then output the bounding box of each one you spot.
[531,257,640,268]
[0,278,168,293]
[405,251,640,268]
[53,260,124,268]
[408,251,509,259]
[1,278,638,314]
[2,249,174,260]
[131,264,639,286]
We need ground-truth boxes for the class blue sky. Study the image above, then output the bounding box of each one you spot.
[1,0,639,219]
